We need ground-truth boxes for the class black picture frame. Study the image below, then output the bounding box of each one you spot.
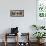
[10,10,24,17]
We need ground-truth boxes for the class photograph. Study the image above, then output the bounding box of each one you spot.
[10,10,24,17]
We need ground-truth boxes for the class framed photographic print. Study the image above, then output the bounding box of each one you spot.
[36,0,46,26]
[10,10,24,17]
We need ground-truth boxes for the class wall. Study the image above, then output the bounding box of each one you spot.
[0,0,36,42]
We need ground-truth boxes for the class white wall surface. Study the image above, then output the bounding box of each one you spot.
[0,0,36,42]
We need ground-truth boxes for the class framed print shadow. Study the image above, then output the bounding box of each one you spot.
[10,10,24,17]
